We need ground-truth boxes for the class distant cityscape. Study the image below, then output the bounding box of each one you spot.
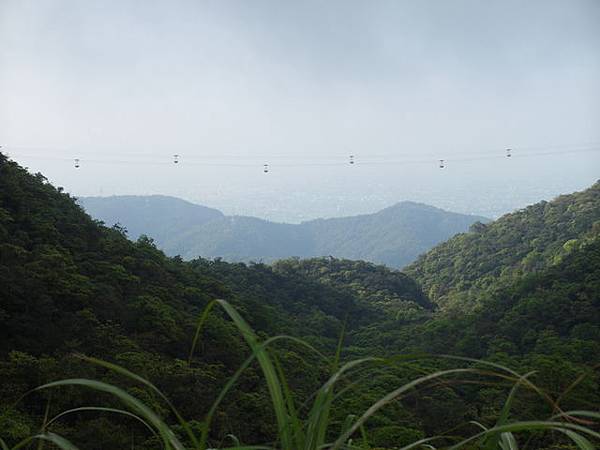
[172,177,594,224]
[12,151,599,224]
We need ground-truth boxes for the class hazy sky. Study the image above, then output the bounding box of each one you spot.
[1,0,599,221]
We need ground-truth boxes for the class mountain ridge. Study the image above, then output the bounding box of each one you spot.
[79,195,488,268]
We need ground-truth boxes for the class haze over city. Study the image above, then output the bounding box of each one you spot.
[1,0,599,221]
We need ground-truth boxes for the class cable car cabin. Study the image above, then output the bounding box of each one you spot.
[349,155,355,165]
[74,158,80,169]
[263,164,269,173]
[506,148,512,158]
[439,159,445,168]
[173,154,180,164]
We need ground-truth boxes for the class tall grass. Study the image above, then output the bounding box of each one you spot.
[5,299,599,450]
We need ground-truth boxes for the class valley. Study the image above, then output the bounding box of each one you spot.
[1,153,598,449]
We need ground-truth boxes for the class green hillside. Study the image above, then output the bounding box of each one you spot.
[406,182,600,311]
[302,201,487,268]
[167,216,313,262]
[413,235,600,362]
[273,258,432,316]
[79,195,224,243]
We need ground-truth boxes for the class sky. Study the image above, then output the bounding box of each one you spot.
[1,0,599,222]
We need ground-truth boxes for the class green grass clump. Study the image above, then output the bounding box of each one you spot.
[5,300,599,450]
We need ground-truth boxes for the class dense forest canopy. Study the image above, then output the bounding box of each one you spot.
[406,181,600,311]
[1,153,598,449]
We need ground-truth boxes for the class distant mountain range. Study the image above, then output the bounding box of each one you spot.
[79,195,488,267]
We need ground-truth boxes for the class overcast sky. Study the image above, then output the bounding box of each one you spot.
[1,0,599,221]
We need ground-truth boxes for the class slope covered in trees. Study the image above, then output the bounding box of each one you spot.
[80,195,224,244]
[273,258,432,318]
[300,201,487,268]
[406,181,600,311]
[80,195,486,268]
[348,235,600,442]
[414,235,600,362]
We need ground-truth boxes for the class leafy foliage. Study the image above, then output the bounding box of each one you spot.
[406,181,600,311]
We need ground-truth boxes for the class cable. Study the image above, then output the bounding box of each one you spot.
[5,140,600,159]
[2,142,600,170]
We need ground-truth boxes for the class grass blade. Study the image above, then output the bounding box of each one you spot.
[34,379,185,450]
[11,433,79,450]
[76,355,200,449]
[45,406,157,438]
[560,430,595,450]
[305,358,378,450]
[200,334,321,450]
[550,410,600,421]
[498,432,518,450]
[483,371,536,450]
[332,368,476,450]
[449,421,600,449]
[31,433,79,450]
[399,436,446,450]
[209,299,292,450]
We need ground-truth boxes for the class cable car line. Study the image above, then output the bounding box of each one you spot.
[4,140,600,160]
[2,143,600,173]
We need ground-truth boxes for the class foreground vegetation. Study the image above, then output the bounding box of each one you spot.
[1,153,598,448]
[5,299,600,450]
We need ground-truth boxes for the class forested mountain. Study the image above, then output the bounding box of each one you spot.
[1,153,598,450]
[406,181,600,311]
[300,202,487,268]
[0,153,430,447]
[79,196,486,268]
[413,235,600,361]
[273,258,432,317]
[355,233,600,361]
[79,195,224,243]
[347,233,600,439]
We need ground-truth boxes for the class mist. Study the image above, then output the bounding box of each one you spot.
[1,0,599,221]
